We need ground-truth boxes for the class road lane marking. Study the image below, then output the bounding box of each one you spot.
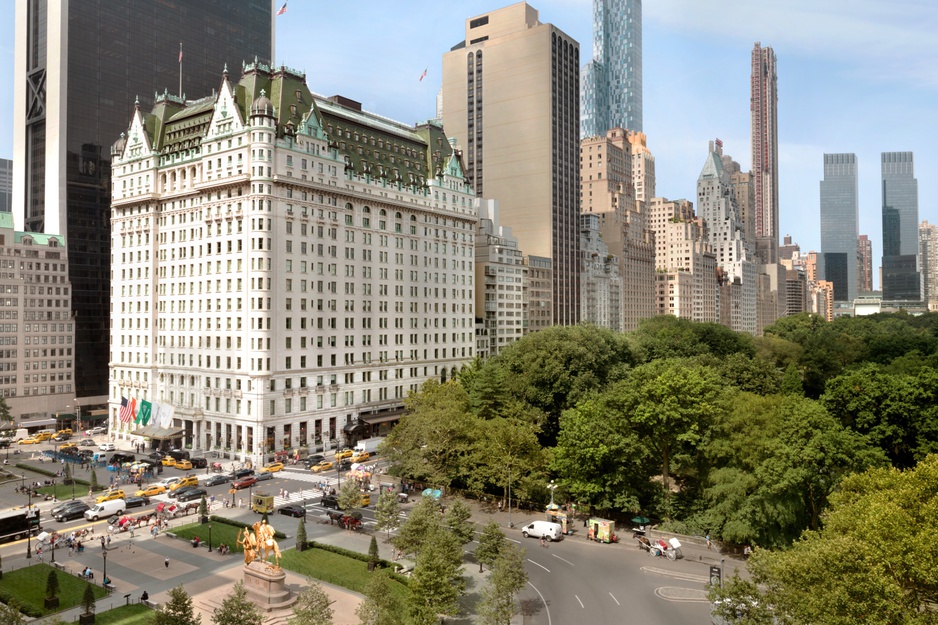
[527,559,551,573]
[641,566,709,584]
[575,594,584,608]
[527,581,552,625]
[609,592,620,605]
[551,553,575,566]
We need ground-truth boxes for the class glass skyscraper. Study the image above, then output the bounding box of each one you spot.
[881,151,920,301]
[13,0,272,399]
[580,0,642,137]
[819,153,858,302]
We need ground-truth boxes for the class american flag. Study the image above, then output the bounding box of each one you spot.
[277,1,288,16]
[178,44,183,64]
[118,396,133,423]
[419,67,428,82]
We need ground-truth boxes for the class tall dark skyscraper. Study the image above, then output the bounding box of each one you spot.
[750,42,778,264]
[881,151,919,301]
[13,0,272,399]
[580,0,642,137]
[819,153,858,302]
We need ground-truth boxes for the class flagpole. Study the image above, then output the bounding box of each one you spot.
[179,42,183,97]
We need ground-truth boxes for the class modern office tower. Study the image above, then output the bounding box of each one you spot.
[580,214,622,330]
[819,153,859,302]
[580,128,654,330]
[12,0,273,403]
[443,3,581,327]
[581,0,642,137]
[0,159,12,212]
[109,64,476,456]
[881,152,920,301]
[628,131,655,207]
[698,140,756,334]
[857,234,873,293]
[475,199,526,356]
[920,222,938,310]
[0,212,74,418]
[751,42,779,264]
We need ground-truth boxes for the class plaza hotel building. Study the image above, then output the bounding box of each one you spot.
[109,62,477,461]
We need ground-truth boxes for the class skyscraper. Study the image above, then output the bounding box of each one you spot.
[580,0,642,137]
[750,42,779,264]
[919,222,938,310]
[12,0,272,400]
[0,159,11,213]
[819,153,859,302]
[857,234,873,293]
[442,3,581,326]
[881,152,919,301]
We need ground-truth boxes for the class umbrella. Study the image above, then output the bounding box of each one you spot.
[632,516,650,525]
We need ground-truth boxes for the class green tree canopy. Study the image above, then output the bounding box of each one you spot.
[289,582,334,625]
[153,585,201,625]
[211,582,263,625]
[356,569,403,625]
[407,526,464,625]
[373,490,401,542]
[476,543,528,625]
[337,479,363,512]
[474,520,506,573]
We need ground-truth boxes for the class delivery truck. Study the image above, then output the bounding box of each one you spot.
[353,437,384,455]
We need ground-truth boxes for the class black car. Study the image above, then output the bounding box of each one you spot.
[204,474,230,487]
[177,488,206,502]
[231,468,254,480]
[125,495,150,508]
[54,501,90,522]
[168,486,197,500]
[147,451,165,460]
[278,504,306,518]
[320,495,339,509]
[304,454,324,466]
[189,457,208,469]
[109,453,135,464]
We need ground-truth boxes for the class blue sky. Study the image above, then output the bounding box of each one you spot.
[1,0,935,289]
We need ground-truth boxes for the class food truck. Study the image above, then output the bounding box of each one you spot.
[587,517,618,543]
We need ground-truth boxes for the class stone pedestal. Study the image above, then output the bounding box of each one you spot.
[242,561,296,612]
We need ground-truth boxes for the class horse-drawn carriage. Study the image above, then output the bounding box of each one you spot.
[636,535,684,560]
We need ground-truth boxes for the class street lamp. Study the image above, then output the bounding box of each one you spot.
[208,521,213,552]
[51,531,56,563]
[548,480,557,507]
[22,476,32,559]
[103,550,108,586]
[507,466,513,529]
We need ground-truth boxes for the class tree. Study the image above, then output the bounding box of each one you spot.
[474,520,506,573]
[211,582,262,625]
[407,527,464,625]
[82,582,96,615]
[356,569,404,625]
[199,495,208,519]
[89,469,99,492]
[373,490,401,542]
[153,585,201,625]
[476,543,528,625]
[780,362,803,395]
[46,568,60,599]
[392,497,441,559]
[0,397,11,424]
[0,600,26,625]
[368,536,380,572]
[442,499,475,545]
[719,456,938,624]
[296,518,307,552]
[288,582,334,625]
[337,479,363,512]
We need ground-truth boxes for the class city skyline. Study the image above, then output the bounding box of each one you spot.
[0,0,935,291]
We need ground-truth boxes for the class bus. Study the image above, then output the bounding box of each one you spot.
[0,507,41,543]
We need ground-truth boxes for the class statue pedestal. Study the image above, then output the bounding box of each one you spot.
[242,561,297,612]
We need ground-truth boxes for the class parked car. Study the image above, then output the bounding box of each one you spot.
[320,495,340,509]
[189,458,208,469]
[255,471,273,482]
[125,495,150,508]
[233,476,257,490]
[204,474,230,487]
[278,504,306,518]
[54,501,90,522]
[136,485,166,497]
[176,488,206,503]
[98,442,116,451]
[310,461,334,473]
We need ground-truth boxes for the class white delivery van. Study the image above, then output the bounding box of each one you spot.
[354,437,385,454]
[84,499,125,521]
[2,428,29,442]
[520,521,563,542]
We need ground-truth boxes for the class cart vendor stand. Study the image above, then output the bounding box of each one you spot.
[587,517,618,543]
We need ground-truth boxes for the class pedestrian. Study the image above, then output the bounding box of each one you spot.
[37,547,43,562]
[100,536,106,549]
[238,498,243,508]
[164,556,169,568]
[106,535,111,547]
[706,533,712,550]
[68,545,74,557]
[130,525,135,538]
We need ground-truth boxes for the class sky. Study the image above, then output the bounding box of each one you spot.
[1,0,935,289]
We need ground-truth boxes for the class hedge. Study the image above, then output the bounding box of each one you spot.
[303,540,409,586]
[208,515,287,539]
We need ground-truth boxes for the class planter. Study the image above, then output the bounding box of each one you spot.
[79,613,95,625]
[200,516,209,525]
[45,597,60,609]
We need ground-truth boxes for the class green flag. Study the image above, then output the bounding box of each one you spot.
[137,400,152,426]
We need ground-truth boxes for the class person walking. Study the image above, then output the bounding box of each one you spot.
[164,556,170,568]
[706,533,713,550]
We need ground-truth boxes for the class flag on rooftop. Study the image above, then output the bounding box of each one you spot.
[277,1,288,16]
[419,67,428,82]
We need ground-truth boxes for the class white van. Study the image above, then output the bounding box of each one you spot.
[1,428,28,442]
[521,521,563,542]
[84,499,125,521]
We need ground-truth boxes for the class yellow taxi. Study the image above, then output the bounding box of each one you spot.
[57,428,73,436]
[360,491,371,507]
[310,460,334,473]
[175,459,193,471]
[161,457,177,467]
[18,437,41,445]
[170,476,199,491]
[334,448,354,461]
[135,485,166,497]
[34,432,54,442]
[351,451,370,463]
[95,489,125,504]
[259,462,284,473]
